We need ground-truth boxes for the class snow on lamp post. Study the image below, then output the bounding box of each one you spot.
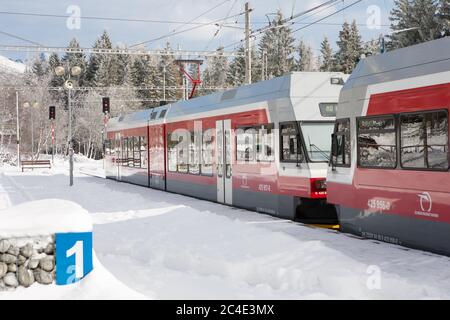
[54,65,82,187]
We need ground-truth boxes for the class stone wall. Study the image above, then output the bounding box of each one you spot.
[0,236,55,290]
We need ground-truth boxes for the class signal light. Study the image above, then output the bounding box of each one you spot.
[102,97,110,114]
[49,106,56,120]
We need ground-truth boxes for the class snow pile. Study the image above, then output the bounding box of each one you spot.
[0,199,92,238]
[0,253,147,300]
[0,55,26,74]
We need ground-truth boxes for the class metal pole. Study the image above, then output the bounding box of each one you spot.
[244,2,252,84]
[51,120,54,164]
[15,91,20,167]
[163,65,166,101]
[31,107,34,161]
[68,88,73,186]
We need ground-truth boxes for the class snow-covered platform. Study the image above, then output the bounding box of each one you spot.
[1,157,450,299]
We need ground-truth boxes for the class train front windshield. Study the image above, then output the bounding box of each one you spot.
[300,122,334,162]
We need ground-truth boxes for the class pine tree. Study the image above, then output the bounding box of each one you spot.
[32,53,48,79]
[203,46,228,90]
[259,11,296,79]
[62,38,87,86]
[437,0,450,37]
[297,39,314,71]
[389,0,440,49]
[226,46,260,87]
[226,47,245,87]
[85,31,113,87]
[158,42,179,101]
[335,20,363,74]
[319,37,335,71]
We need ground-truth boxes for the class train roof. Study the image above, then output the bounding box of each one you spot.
[107,105,169,131]
[343,36,450,90]
[166,72,347,122]
[108,71,348,131]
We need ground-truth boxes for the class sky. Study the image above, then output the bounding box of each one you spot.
[0,0,394,62]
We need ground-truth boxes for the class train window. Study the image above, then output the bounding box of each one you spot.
[331,119,351,167]
[202,129,214,176]
[122,138,128,167]
[159,110,167,118]
[140,136,148,169]
[128,137,135,167]
[236,127,256,162]
[400,111,449,170]
[177,133,189,174]
[280,123,304,163]
[133,137,141,168]
[256,124,275,162]
[302,122,334,162]
[189,131,201,175]
[358,116,397,169]
[167,133,178,172]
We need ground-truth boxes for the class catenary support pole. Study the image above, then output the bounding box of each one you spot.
[244,2,252,84]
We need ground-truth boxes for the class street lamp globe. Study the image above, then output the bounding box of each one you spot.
[32,101,39,108]
[23,102,30,108]
[54,66,65,77]
[71,66,82,76]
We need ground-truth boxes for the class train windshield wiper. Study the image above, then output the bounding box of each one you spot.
[309,143,330,161]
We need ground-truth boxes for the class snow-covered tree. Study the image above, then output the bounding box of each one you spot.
[259,11,296,78]
[389,0,441,49]
[158,42,180,101]
[32,53,49,79]
[335,20,363,74]
[85,31,113,87]
[62,38,87,86]
[437,0,450,37]
[319,37,335,71]
[297,39,315,71]
[203,46,228,90]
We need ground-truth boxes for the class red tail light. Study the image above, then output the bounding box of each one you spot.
[310,178,327,199]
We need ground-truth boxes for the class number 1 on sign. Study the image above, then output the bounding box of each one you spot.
[66,240,84,278]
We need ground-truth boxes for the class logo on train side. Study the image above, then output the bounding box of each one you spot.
[415,192,439,218]
[418,192,432,213]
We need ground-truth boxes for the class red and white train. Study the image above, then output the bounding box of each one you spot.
[328,36,450,255]
[105,72,347,223]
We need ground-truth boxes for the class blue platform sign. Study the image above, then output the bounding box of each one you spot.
[55,232,93,285]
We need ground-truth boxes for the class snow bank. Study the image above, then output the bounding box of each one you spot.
[0,199,92,238]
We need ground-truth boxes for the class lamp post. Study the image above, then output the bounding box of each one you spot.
[23,101,39,161]
[54,65,82,187]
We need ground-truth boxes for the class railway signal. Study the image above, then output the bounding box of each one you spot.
[102,97,110,114]
[49,106,56,120]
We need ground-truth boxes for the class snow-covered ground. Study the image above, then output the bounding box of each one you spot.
[1,156,450,299]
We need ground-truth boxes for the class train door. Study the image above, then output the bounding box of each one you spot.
[216,119,233,205]
[115,132,121,181]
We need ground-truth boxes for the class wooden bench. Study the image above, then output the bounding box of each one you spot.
[21,160,51,172]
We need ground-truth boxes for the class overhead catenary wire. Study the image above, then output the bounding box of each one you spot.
[222,0,339,50]
[291,0,364,34]
[222,0,367,51]
[0,10,237,26]
[0,29,44,47]
[130,0,234,48]
[203,0,240,52]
